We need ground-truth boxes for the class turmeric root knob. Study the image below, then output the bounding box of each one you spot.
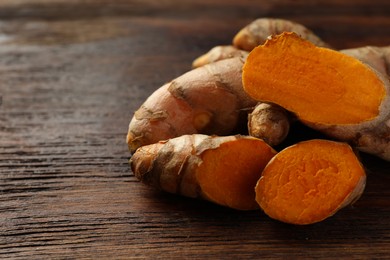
[131,134,277,210]
[192,45,248,68]
[248,102,291,146]
[255,139,366,225]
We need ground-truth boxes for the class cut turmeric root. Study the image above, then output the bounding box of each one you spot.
[130,134,277,210]
[255,139,366,225]
[243,32,390,160]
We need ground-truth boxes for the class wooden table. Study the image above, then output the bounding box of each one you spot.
[1,0,389,258]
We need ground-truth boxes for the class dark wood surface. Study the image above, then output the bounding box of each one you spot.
[1,0,390,259]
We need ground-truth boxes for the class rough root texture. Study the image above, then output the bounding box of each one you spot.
[130,134,277,210]
[127,57,257,153]
[192,45,248,68]
[243,32,390,161]
[255,139,366,225]
[248,102,290,146]
[233,18,330,51]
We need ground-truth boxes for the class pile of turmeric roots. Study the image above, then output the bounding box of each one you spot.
[127,18,390,225]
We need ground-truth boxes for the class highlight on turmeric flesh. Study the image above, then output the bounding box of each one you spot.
[255,139,366,225]
[130,134,277,210]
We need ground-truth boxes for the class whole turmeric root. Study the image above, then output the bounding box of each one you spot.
[233,18,330,51]
[127,57,257,153]
[242,32,390,160]
[130,134,277,210]
[256,139,366,225]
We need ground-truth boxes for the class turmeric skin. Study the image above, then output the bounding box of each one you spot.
[341,46,390,77]
[233,18,330,51]
[242,32,390,160]
[192,45,248,68]
[255,139,366,225]
[127,57,257,153]
[248,102,291,146]
[130,134,277,210]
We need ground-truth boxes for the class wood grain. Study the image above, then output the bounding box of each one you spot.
[0,0,389,259]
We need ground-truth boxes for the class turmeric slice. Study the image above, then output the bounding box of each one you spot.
[130,134,277,210]
[242,32,390,160]
[255,139,366,225]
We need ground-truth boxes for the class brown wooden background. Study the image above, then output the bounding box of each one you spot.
[1,0,390,259]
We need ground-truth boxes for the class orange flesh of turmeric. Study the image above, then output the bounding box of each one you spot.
[255,139,366,225]
[243,32,386,125]
[196,138,277,210]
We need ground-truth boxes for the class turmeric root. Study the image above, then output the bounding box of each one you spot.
[191,50,291,147]
[341,46,390,77]
[233,18,330,51]
[127,57,257,153]
[255,139,366,225]
[242,32,390,160]
[248,102,291,146]
[192,18,330,69]
[192,45,248,68]
[131,134,277,210]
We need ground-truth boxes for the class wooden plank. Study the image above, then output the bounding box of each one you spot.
[0,0,389,258]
